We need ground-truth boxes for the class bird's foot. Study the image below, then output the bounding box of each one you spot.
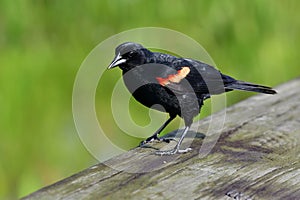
[139,135,175,148]
[155,147,192,156]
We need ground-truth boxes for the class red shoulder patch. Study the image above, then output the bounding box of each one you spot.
[156,67,190,86]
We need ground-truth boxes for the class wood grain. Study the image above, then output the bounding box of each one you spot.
[22,78,300,200]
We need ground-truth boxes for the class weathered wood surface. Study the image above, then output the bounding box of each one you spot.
[23,78,300,200]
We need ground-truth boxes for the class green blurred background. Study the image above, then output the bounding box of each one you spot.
[1,0,299,199]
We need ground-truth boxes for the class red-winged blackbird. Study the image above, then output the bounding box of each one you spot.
[108,42,276,155]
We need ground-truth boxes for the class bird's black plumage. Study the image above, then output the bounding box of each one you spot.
[108,42,276,155]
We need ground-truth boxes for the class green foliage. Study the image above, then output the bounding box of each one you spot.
[0,0,299,199]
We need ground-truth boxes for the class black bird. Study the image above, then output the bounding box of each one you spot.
[108,42,276,155]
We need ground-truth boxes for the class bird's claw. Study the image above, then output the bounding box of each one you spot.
[139,136,175,148]
[161,138,177,143]
[178,148,192,153]
[155,147,192,156]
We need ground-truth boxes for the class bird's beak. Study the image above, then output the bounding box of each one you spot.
[107,53,127,69]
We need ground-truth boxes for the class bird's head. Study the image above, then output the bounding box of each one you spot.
[107,42,150,70]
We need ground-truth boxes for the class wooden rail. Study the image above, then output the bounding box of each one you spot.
[22,78,300,200]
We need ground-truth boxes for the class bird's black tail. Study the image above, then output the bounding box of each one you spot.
[225,81,277,94]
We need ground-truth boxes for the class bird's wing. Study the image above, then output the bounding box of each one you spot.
[155,58,234,95]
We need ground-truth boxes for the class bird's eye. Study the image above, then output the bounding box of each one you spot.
[128,51,135,58]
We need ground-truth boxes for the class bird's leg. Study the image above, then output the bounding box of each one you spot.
[139,116,175,147]
[155,126,192,155]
